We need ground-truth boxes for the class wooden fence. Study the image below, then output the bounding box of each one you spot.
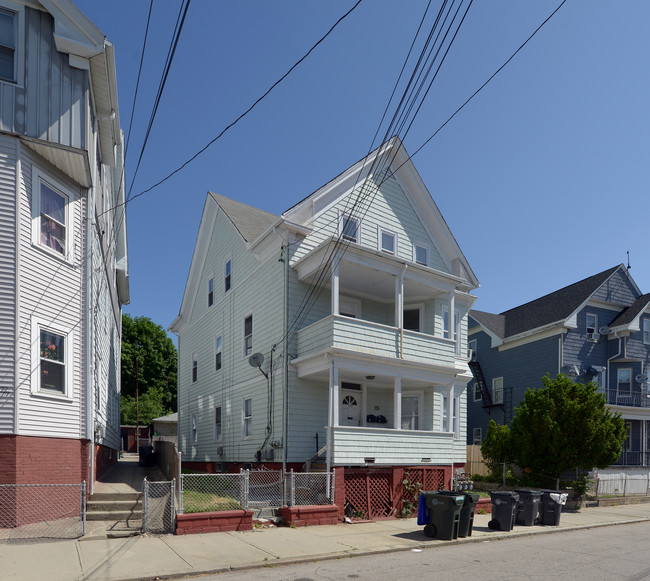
[464,445,489,477]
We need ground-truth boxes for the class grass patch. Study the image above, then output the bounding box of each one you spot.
[182,490,242,513]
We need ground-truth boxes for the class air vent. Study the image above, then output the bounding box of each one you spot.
[363,457,376,464]
[421,458,431,463]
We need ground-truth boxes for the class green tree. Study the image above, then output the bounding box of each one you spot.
[120,385,168,425]
[509,374,626,486]
[121,313,177,417]
[481,419,513,483]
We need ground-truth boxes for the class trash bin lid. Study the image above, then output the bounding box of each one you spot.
[549,493,568,505]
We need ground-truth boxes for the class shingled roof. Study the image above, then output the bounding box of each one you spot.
[210,192,278,242]
[609,293,650,329]
[471,265,623,340]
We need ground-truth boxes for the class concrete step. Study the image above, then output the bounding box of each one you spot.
[87,499,143,512]
[87,510,143,521]
[81,520,143,541]
[89,492,141,502]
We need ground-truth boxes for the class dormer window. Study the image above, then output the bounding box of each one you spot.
[341,214,359,243]
[643,319,650,345]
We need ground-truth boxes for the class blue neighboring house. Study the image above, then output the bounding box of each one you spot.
[467,264,650,469]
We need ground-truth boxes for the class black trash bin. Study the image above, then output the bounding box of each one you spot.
[488,491,519,531]
[540,490,568,525]
[515,489,542,526]
[139,445,153,466]
[420,492,465,540]
[439,491,479,537]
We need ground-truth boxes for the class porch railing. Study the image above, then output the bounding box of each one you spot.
[598,388,650,408]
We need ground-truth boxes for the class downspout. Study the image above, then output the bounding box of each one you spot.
[13,141,20,435]
[282,244,289,472]
[86,181,95,494]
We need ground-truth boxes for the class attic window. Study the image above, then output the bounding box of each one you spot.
[586,313,597,334]
[341,214,359,243]
[224,259,231,292]
[208,277,214,307]
[414,243,428,266]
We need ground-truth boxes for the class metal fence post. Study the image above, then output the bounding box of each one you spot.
[331,468,335,504]
[81,480,86,537]
[290,470,295,507]
[143,477,148,532]
[171,477,176,530]
[177,451,182,512]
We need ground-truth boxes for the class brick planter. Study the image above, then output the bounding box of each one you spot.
[475,497,491,514]
[176,510,253,534]
[278,505,339,527]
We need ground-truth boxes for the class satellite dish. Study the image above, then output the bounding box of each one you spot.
[248,352,264,368]
[598,326,610,336]
[635,373,648,384]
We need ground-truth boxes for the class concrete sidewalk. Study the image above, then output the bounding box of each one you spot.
[4,502,650,581]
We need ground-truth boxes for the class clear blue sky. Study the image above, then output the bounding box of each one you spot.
[74,1,650,335]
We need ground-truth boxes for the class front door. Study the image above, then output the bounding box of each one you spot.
[340,389,362,426]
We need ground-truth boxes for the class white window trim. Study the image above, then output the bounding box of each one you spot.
[243,313,253,358]
[492,377,504,404]
[339,211,360,243]
[643,319,650,345]
[31,167,75,264]
[403,304,424,333]
[441,305,460,345]
[191,352,198,383]
[31,316,74,400]
[401,390,423,431]
[586,312,598,334]
[378,226,396,255]
[214,405,222,443]
[191,413,198,444]
[215,334,222,372]
[472,382,482,402]
[224,257,232,293]
[441,394,460,437]
[207,275,214,307]
[242,396,252,439]
[0,3,24,87]
[413,241,429,266]
[473,427,482,445]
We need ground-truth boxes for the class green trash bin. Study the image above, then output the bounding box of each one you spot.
[422,492,464,540]
[514,489,542,526]
[439,491,479,537]
[488,491,519,531]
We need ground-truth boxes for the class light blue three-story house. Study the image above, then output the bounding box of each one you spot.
[170,137,478,515]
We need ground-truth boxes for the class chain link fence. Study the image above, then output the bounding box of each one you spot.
[178,470,335,514]
[286,471,335,506]
[143,478,175,534]
[0,482,86,541]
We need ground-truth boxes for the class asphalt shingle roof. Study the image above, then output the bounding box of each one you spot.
[609,293,650,328]
[471,265,623,339]
[210,192,278,242]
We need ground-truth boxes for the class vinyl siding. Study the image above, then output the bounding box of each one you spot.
[177,207,286,463]
[290,172,448,273]
[0,135,16,433]
[16,149,85,438]
[592,268,638,306]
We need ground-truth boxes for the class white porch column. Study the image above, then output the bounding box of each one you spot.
[330,362,339,427]
[393,376,402,430]
[331,262,340,316]
[448,290,455,344]
[395,272,404,328]
[446,384,454,434]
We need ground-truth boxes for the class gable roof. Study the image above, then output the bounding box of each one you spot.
[471,265,625,341]
[209,192,278,243]
[609,293,650,329]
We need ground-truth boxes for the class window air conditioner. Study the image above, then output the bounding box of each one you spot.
[586,332,600,342]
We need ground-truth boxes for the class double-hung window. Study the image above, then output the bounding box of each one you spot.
[207,277,214,307]
[214,406,222,442]
[243,315,253,356]
[191,413,198,444]
[40,328,66,393]
[215,335,222,371]
[414,242,428,266]
[492,377,504,404]
[379,227,396,255]
[224,259,231,292]
[473,427,482,445]
[586,313,597,334]
[644,319,650,345]
[242,397,252,438]
[341,214,359,243]
[39,181,67,256]
[192,353,198,383]
[0,8,16,83]
[618,369,631,393]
